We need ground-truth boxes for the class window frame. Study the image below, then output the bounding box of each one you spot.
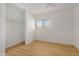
[35,19,49,29]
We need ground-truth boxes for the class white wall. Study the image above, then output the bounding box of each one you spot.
[35,8,74,45]
[74,4,79,49]
[25,11,35,44]
[6,4,25,48]
[0,3,6,55]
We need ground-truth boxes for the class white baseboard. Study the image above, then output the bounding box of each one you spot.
[25,40,34,45]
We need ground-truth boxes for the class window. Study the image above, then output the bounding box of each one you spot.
[43,20,49,27]
[35,19,50,28]
[36,20,43,28]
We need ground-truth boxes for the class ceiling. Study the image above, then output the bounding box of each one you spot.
[9,3,76,15]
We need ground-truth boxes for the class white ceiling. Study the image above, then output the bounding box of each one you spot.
[9,3,76,15]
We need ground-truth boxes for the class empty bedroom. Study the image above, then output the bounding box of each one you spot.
[0,3,79,56]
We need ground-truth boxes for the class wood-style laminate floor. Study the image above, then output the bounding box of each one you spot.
[5,40,79,56]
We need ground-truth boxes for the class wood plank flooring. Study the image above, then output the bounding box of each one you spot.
[5,40,79,56]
